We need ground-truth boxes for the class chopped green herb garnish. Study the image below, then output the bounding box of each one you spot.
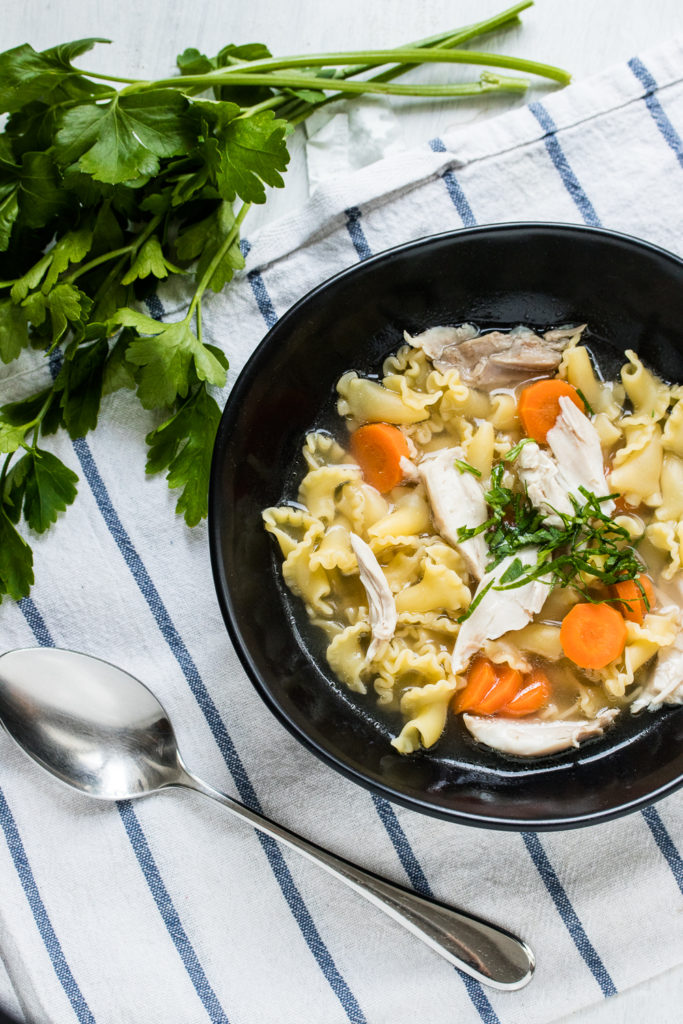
[455,458,482,477]
[575,388,594,415]
[457,467,643,601]
[457,578,494,623]
[503,437,535,462]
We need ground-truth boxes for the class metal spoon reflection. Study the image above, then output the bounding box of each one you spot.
[0,647,534,990]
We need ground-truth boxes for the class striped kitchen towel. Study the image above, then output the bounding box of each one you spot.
[1,33,682,1024]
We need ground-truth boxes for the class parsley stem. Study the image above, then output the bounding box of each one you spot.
[66,214,163,285]
[0,453,13,498]
[137,48,570,91]
[196,300,203,347]
[275,2,533,122]
[336,2,535,82]
[66,244,136,284]
[74,70,141,84]
[174,71,531,99]
[187,202,251,318]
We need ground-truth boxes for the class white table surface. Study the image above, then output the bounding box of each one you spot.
[3,1,683,1021]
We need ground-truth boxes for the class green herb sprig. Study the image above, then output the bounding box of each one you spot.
[457,461,643,603]
[0,2,570,600]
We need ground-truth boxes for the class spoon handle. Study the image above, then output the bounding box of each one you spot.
[178,769,534,990]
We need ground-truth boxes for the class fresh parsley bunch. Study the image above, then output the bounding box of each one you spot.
[0,1,569,601]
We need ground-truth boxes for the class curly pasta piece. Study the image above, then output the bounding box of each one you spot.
[489,392,520,432]
[367,488,432,543]
[383,344,431,387]
[592,412,622,448]
[326,622,371,693]
[645,520,683,579]
[396,610,461,638]
[335,479,389,533]
[465,421,495,478]
[309,524,357,574]
[282,522,332,615]
[298,465,362,523]
[394,560,470,615]
[262,505,320,557]
[608,422,663,506]
[337,371,438,425]
[391,679,457,753]
[559,344,623,418]
[621,350,671,423]
[302,431,349,471]
[505,622,563,661]
[662,399,683,456]
[654,454,683,523]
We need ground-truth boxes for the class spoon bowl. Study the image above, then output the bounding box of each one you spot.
[0,646,535,990]
[0,648,181,798]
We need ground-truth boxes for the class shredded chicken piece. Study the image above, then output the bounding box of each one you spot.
[417,447,488,579]
[462,708,618,756]
[407,324,573,389]
[545,396,615,515]
[517,442,574,526]
[398,455,420,484]
[349,533,397,660]
[452,549,551,674]
[542,324,587,343]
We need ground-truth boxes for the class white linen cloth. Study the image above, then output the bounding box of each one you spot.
[1,37,683,1024]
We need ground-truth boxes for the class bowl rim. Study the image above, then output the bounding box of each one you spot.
[209,220,683,830]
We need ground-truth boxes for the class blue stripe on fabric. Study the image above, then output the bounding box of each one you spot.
[522,833,616,996]
[145,293,166,321]
[429,138,476,226]
[247,250,499,1024]
[0,786,96,1024]
[641,806,683,895]
[524,100,683,895]
[16,602,231,1024]
[628,58,683,170]
[345,208,373,261]
[370,795,500,1024]
[247,269,278,328]
[527,104,600,226]
[18,596,53,647]
[117,802,231,1024]
[370,794,430,894]
[67,438,366,1024]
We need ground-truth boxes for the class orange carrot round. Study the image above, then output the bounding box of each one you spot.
[560,603,627,669]
[474,664,523,715]
[518,379,585,443]
[453,658,497,713]
[350,423,410,493]
[500,670,551,717]
[611,573,655,625]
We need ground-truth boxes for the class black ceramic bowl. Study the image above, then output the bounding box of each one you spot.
[209,222,683,829]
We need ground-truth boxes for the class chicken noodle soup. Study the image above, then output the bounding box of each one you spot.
[263,324,683,758]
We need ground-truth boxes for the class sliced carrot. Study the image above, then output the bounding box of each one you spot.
[518,379,585,443]
[473,664,523,715]
[560,603,627,669]
[453,658,497,713]
[500,670,551,717]
[349,422,410,493]
[611,573,656,625]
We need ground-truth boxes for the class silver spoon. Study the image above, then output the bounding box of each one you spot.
[0,647,534,990]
